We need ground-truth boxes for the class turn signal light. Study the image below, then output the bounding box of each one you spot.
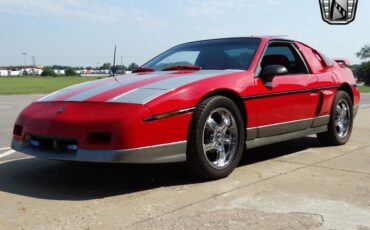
[143,107,195,122]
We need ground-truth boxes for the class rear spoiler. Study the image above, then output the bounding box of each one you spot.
[333,58,351,67]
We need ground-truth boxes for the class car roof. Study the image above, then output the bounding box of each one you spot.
[179,36,296,46]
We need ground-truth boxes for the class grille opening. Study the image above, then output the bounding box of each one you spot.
[13,124,23,136]
[28,135,78,153]
[87,132,112,145]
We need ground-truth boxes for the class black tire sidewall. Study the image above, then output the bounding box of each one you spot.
[187,96,245,179]
[328,91,353,145]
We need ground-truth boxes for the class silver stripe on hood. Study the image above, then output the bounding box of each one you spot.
[38,72,174,102]
[112,88,169,104]
[38,78,109,102]
[110,70,241,104]
[65,72,173,102]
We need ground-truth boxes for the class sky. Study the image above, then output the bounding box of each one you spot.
[0,0,369,67]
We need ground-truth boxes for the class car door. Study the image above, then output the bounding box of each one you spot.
[254,41,320,138]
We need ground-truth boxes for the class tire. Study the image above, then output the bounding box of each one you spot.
[187,96,245,180]
[317,91,353,146]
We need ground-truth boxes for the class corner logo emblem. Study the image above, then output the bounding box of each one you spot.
[319,0,359,25]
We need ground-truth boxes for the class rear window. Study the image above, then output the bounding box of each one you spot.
[318,52,335,67]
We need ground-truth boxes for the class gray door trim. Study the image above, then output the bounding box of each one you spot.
[246,125,328,149]
[247,115,330,140]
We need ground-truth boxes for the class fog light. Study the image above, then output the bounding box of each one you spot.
[67,144,78,151]
[30,139,40,147]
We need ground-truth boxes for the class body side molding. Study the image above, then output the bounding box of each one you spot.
[242,86,339,100]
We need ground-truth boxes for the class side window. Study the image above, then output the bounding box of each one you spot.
[260,43,309,75]
[265,46,295,62]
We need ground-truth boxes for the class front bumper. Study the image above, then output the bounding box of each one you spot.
[12,139,187,164]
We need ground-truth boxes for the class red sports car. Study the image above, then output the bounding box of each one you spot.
[12,36,360,179]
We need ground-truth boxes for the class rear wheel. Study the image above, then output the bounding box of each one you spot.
[187,96,245,180]
[317,91,353,146]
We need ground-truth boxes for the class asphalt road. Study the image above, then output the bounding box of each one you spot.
[0,94,370,229]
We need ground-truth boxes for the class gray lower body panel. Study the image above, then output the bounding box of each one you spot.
[246,125,328,149]
[11,139,187,164]
[247,116,330,141]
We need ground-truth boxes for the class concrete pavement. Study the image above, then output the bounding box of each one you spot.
[0,94,370,229]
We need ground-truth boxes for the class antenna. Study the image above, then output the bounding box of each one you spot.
[112,45,117,77]
[112,45,120,83]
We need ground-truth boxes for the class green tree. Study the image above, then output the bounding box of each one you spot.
[355,45,370,86]
[356,45,370,60]
[114,65,127,72]
[65,68,78,76]
[99,63,111,70]
[356,62,370,86]
[41,67,57,77]
[128,62,139,71]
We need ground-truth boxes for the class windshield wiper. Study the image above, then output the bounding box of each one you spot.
[161,65,202,71]
[132,67,155,73]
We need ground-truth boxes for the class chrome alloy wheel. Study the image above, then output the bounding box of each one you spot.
[335,99,351,138]
[202,108,238,169]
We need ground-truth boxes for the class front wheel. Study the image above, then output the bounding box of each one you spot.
[317,91,353,146]
[187,96,245,180]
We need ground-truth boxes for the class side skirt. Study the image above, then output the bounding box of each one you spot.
[246,125,328,149]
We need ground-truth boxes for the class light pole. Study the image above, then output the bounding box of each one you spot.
[21,52,27,67]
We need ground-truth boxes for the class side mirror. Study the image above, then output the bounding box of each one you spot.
[260,65,288,81]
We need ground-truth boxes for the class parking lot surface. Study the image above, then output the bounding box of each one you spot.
[0,94,370,229]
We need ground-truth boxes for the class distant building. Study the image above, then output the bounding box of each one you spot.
[0,66,43,76]
[76,69,87,75]
[0,69,8,76]
[25,67,43,75]
[9,69,21,76]
[53,69,65,75]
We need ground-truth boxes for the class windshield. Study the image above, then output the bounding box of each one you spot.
[142,38,261,71]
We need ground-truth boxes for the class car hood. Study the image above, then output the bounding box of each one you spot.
[37,70,242,104]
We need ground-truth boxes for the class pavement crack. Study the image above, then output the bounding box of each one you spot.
[276,145,370,168]
[311,145,370,166]
[275,145,370,176]
[309,165,370,176]
[275,159,370,176]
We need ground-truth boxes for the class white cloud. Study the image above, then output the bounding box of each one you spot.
[0,0,165,26]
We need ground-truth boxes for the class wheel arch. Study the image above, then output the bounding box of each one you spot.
[338,83,354,104]
[198,89,247,126]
